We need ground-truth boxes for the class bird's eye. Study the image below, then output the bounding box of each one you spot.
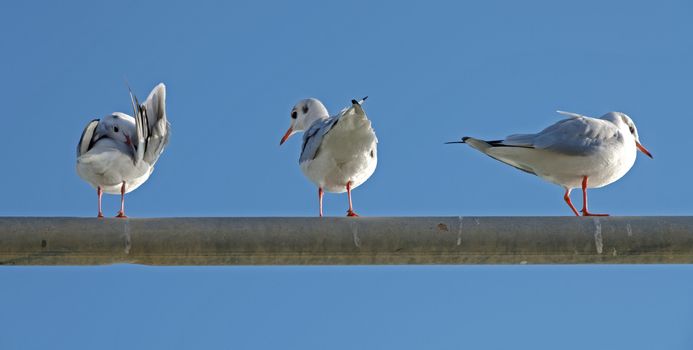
[302,105,309,113]
[628,126,635,134]
[291,111,297,119]
[114,126,119,133]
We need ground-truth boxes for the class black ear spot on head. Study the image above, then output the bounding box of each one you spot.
[302,105,309,114]
[114,126,119,133]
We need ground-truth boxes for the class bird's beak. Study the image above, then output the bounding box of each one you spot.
[636,141,653,159]
[280,127,293,145]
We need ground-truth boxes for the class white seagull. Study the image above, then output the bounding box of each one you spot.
[280,97,378,217]
[77,83,170,218]
[449,111,652,216]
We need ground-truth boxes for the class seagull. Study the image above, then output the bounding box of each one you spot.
[448,111,652,216]
[280,97,378,217]
[76,83,170,218]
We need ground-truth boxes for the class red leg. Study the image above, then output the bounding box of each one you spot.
[318,187,324,217]
[581,176,609,217]
[346,181,359,217]
[116,182,128,218]
[97,187,104,218]
[563,188,580,216]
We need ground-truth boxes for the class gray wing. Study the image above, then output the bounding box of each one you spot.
[130,83,170,166]
[299,116,339,163]
[502,117,619,156]
[77,119,100,157]
[533,117,619,155]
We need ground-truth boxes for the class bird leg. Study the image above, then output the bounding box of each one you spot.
[563,189,580,217]
[116,181,128,218]
[97,186,104,218]
[346,181,359,217]
[318,187,324,217]
[581,176,609,217]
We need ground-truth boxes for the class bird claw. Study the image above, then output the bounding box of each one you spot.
[346,210,359,217]
[116,212,128,218]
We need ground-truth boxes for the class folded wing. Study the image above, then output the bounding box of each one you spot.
[531,117,616,156]
[77,119,100,157]
[463,115,620,175]
[300,116,339,164]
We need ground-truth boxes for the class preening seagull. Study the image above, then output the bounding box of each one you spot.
[448,111,652,216]
[76,83,170,218]
[280,97,378,217]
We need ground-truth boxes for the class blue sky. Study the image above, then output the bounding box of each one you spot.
[1,1,692,349]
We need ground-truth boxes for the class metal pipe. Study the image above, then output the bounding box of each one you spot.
[1,217,692,265]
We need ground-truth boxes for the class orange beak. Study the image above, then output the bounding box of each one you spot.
[280,127,293,145]
[636,141,653,159]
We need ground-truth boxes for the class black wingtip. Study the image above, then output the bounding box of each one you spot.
[352,96,368,105]
[444,137,469,145]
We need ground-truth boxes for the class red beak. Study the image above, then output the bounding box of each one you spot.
[280,127,293,145]
[636,141,653,159]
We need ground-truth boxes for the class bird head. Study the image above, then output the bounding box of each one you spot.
[280,98,329,145]
[96,113,136,147]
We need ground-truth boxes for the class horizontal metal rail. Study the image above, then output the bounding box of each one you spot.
[0,217,692,265]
